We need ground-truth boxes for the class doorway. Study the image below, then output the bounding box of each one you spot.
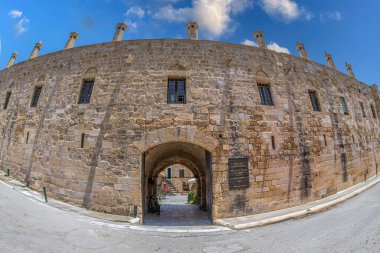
[141,142,213,226]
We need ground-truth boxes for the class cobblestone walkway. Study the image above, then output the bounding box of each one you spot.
[144,194,211,226]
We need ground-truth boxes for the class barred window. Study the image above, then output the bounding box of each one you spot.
[168,78,186,104]
[371,104,377,118]
[308,91,321,111]
[31,87,42,107]
[340,97,349,115]
[3,91,11,110]
[360,102,366,117]
[78,79,94,104]
[258,84,273,105]
[179,169,185,178]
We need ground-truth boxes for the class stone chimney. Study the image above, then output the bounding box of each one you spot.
[64,32,79,49]
[29,41,42,60]
[253,30,267,49]
[113,22,127,42]
[345,63,355,78]
[296,42,309,60]
[6,52,18,68]
[324,52,336,69]
[187,21,199,40]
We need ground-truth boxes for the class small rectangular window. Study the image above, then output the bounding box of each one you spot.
[360,102,366,117]
[258,84,273,105]
[167,168,172,179]
[179,169,185,178]
[323,134,327,146]
[80,133,85,148]
[31,87,42,107]
[78,79,94,104]
[3,91,11,110]
[308,91,321,111]
[371,105,377,118]
[340,97,349,115]
[271,136,276,149]
[167,78,186,104]
[26,132,30,144]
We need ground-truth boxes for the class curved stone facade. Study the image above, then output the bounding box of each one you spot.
[0,39,379,221]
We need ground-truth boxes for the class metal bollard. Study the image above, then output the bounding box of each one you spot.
[133,205,137,218]
[43,187,48,203]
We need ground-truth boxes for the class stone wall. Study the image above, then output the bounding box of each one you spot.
[0,39,379,220]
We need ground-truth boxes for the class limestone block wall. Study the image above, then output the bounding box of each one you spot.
[0,39,379,220]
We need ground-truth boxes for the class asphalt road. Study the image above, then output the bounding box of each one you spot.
[0,180,379,253]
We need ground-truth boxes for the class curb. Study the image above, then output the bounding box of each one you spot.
[216,176,380,230]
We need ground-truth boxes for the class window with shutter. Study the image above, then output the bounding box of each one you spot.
[258,84,273,105]
[308,91,321,111]
[31,87,42,107]
[3,91,11,110]
[340,97,349,115]
[167,78,186,104]
[78,79,94,104]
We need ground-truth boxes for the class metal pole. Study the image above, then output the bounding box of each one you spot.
[43,187,48,203]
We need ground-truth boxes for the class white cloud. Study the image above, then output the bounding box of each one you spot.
[320,11,342,22]
[259,0,312,21]
[242,39,289,54]
[125,19,138,29]
[8,10,23,18]
[15,17,29,35]
[153,0,253,39]
[268,42,290,54]
[126,6,145,18]
[241,39,257,47]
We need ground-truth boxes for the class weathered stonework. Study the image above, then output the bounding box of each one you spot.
[0,38,379,222]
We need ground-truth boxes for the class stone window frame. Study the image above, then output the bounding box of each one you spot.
[370,104,377,118]
[30,86,43,108]
[257,82,274,106]
[78,79,95,104]
[359,101,366,118]
[308,90,321,112]
[179,169,185,178]
[3,91,12,110]
[167,77,187,104]
[339,97,349,115]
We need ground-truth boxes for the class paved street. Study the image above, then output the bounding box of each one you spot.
[0,180,379,253]
[145,194,211,226]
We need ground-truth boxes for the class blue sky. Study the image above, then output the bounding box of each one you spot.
[1,0,379,85]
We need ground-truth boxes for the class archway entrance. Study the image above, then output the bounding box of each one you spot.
[141,142,213,226]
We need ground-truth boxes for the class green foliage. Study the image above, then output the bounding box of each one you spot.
[187,190,198,204]
[157,187,167,200]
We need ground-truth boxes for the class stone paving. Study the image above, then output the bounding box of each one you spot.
[144,194,211,226]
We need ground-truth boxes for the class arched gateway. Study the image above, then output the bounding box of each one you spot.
[134,127,218,223]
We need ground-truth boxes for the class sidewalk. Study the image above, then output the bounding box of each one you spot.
[0,172,139,224]
[216,175,380,230]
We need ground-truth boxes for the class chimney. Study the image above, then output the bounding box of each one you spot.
[29,41,43,60]
[113,22,127,42]
[324,52,336,69]
[64,32,79,49]
[6,52,18,68]
[296,42,310,60]
[187,21,199,40]
[253,30,267,49]
[345,63,355,78]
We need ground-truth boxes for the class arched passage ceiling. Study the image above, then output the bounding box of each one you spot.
[145,142,206,178]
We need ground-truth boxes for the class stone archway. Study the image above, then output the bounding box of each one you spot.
[136,127,218,225]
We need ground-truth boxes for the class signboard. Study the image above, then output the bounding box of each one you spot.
[228,157,249,189]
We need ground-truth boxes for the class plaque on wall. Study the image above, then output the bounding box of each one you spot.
[228,157,249,189]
